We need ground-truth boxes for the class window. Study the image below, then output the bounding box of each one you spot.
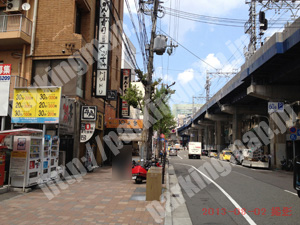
[75,5,82,34]
[32,59,86,98]
[0,8,7,32]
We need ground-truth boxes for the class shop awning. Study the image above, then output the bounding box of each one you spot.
[0,128,43,144]
[118,133,142,142]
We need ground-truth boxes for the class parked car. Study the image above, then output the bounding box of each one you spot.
[202,150,208,156]
[230,149,243,164]
[219,150,233,161]
[209,150,218,158]
[169,148,177,156]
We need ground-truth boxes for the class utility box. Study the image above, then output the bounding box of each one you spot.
[146,167,162,201]
[153,35,168,55]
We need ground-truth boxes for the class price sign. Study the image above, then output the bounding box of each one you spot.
[12,87,61,124]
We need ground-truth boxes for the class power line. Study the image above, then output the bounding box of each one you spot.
[159,29,218,70]
[125,0,147,71]
[109,1,140,70]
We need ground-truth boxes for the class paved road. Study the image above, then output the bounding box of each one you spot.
[169,150,300,225]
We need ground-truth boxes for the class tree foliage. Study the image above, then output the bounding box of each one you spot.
[121,70,176,135]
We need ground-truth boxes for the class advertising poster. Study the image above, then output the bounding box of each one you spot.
[0,64,11,116]
[11,87,61,124]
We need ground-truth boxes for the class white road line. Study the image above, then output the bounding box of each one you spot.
[177,155,183,159]
[176,163,257,225]
[232,171,254,179]
[284,190,298,196]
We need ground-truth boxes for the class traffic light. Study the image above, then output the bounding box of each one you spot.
[259,11,265,24]
[259,11,268,31]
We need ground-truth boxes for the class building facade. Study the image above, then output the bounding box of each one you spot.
[0,0,124,169]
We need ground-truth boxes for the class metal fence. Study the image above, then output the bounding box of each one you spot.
[0,14,32,36]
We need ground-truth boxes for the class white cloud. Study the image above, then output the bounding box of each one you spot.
[177,69,195,84]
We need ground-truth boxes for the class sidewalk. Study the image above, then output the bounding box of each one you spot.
[0,167,164,225]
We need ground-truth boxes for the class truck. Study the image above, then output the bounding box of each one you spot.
[241,149,269,169]
[188,142,201,159]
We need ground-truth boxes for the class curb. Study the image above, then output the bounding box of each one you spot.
[164,163,192,225]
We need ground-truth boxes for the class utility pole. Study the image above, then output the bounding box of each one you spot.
[141,0,160,163]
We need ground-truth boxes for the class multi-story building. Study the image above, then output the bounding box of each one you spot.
[0,0,124,168]
[172,103,203,118]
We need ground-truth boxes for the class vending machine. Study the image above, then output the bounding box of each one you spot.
[50,136,59,179]
[10,136,43,188]
[41,135,51,181]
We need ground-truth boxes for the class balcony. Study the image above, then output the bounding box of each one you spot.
[0,14,32,49]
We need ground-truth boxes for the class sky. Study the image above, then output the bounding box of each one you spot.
[122,0,294,108]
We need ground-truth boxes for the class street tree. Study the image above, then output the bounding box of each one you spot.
[121,70,175,159]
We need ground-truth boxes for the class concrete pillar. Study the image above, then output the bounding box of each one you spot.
[204,126,208,150]
[269,114,287,169]
[215,121,224,152]
[232,109,242,147]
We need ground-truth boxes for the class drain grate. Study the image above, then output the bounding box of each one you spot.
[172,194,180,197]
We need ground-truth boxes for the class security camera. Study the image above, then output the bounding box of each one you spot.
[62,50,66,54]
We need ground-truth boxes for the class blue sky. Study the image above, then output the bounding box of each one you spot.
[123,0,293,107]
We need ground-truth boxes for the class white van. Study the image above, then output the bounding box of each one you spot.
[188,142,201,159]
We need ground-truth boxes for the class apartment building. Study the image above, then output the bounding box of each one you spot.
[0,0,124,167]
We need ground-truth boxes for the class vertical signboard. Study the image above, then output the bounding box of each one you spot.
[0,64,11,116]
[59,98,75,135]
[96,0,111,97]
[121,69,131,118]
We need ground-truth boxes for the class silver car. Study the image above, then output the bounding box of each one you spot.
[169,148,177,156]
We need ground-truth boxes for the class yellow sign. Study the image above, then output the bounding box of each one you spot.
[11,151,27,158]
[12,87,61,123]
[96,112,104,130]
[106,119,143,129]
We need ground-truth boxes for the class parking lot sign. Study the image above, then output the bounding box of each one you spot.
[268,102,284,113]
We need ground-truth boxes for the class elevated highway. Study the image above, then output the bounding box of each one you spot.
[177,18,300,168]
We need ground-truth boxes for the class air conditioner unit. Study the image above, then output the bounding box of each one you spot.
[6,0,22,12]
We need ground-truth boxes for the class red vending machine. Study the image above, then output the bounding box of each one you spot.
[0,146,6,186]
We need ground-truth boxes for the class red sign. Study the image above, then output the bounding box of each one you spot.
[121,69,131,118]
[85,123,91,130]
[290,127,296,133]
[0,64,11,76]
[29,161,35,169]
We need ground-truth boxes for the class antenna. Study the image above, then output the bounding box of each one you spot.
[22,3,31,11]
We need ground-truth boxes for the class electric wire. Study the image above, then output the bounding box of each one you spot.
[159,30,218,70]
[125,0,147,71]
[109,1,140,70]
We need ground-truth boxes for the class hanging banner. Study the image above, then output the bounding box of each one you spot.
[106,119,143,129]
[0,64,11,116]
[96,112,104,130]
[96,0,111,97]
[120,69,131,118]
[80,122,96,143]
[11,87,61,124]
[59,98,75,134]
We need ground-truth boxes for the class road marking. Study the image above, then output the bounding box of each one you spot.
[232,171,254,179]
[176,163,257,225]
[284,190,297,196]
[177,155,183,159]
